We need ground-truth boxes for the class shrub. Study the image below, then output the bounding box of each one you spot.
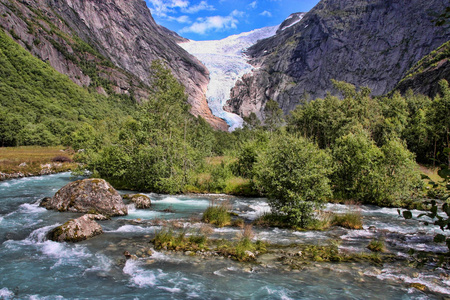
[331,212,363,229]
[202,201,232,227]
[367,239,385,252]
[51,155,73,163]
[332,128,421,206]
[255,135,332,228]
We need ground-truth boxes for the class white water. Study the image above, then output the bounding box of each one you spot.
[1,173,450,299]
[179,26,279,131]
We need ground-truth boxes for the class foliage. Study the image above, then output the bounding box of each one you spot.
[331,212,363,230]
[263,99,284,131]
[78,61,225,193]
[0,28,135,147]
[367,239,385,252]
[332,128,421,206]
[254,135,332,227]
[401,162,450,251]
[202,201,232,227]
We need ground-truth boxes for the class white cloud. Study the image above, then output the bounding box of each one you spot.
[260,10,272,17]
[183,1,215,14]
[180,14,239,35]
[230,9,245,18]
[147,0,189,17]
[167,15,191,23]
[249,1,257,9]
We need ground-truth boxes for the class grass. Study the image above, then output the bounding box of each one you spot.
[151,224,267,262]
[185,156,258,196]
[331,212,363,230]
[216,225,267,262]
[152,227,210,251]
[367,239,385,252]
[202,201,232,227]
[0,146,76,175]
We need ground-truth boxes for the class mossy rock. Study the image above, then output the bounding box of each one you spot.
[129,194,151,209]
[48,214,103,242]
[43,178,127,216]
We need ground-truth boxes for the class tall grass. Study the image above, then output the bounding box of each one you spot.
[202,200,232,227]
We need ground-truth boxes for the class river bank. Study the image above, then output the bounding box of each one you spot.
[0,146,76,181]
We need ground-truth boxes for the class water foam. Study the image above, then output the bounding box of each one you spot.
[367,267,450,295]
[154,197,208,206]
[112,225,151,233]
[123,260,158,287]
[0,288,14,299]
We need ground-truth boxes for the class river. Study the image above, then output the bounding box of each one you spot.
[0,173,449,299]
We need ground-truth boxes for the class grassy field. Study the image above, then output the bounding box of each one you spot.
[0,146,76,175]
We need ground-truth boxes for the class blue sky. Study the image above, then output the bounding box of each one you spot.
[145,0,320,41]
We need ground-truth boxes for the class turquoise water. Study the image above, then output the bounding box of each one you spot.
[0,173,449,299]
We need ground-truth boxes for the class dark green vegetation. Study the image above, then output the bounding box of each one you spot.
[0,28,134,147]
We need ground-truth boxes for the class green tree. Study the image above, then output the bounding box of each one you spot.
[332,127,420,205]
[263,99,284,132]
[255,135,332,227]
[427,80,450,168]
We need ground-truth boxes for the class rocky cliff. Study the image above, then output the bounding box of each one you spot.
[225,0,450,120]
[395,41,450,97]
[0,0,227,130]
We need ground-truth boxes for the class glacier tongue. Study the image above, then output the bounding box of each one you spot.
[179,26,278,132]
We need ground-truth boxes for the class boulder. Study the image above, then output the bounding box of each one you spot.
[41,178,127,216]
[129,194,151,209]
[48,214,104,242]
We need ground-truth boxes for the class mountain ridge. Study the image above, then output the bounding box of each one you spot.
[0,0,228,130]
[225,0,450,120]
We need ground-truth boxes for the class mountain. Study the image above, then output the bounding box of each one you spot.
[225,0,450,120]
[0,0,227,130]
[395,40,450,97]
[179,25,279,131]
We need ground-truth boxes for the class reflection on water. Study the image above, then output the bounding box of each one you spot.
[0,173,448,299]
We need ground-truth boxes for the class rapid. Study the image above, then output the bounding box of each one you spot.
[0,173,449,299]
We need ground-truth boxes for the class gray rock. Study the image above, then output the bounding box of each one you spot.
[41,178,127,216]
[48,214,103,242]
[129,194,151,209]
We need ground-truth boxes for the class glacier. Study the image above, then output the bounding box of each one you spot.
[179,26,278,131]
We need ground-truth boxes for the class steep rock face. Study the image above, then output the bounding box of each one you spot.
[0,0,227,130]
[396,41,450,97]
[226,0,450,119]
[41,178,128,216]
[49,0,227,130]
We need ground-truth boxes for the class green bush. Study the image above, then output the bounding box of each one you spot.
[332,127,421,206]
[202,201,232,227]
[367,239,385,252]
[331,212,363,229]
[255,135,332,228]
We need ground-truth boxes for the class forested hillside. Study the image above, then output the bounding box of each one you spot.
[0,28,135,147]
